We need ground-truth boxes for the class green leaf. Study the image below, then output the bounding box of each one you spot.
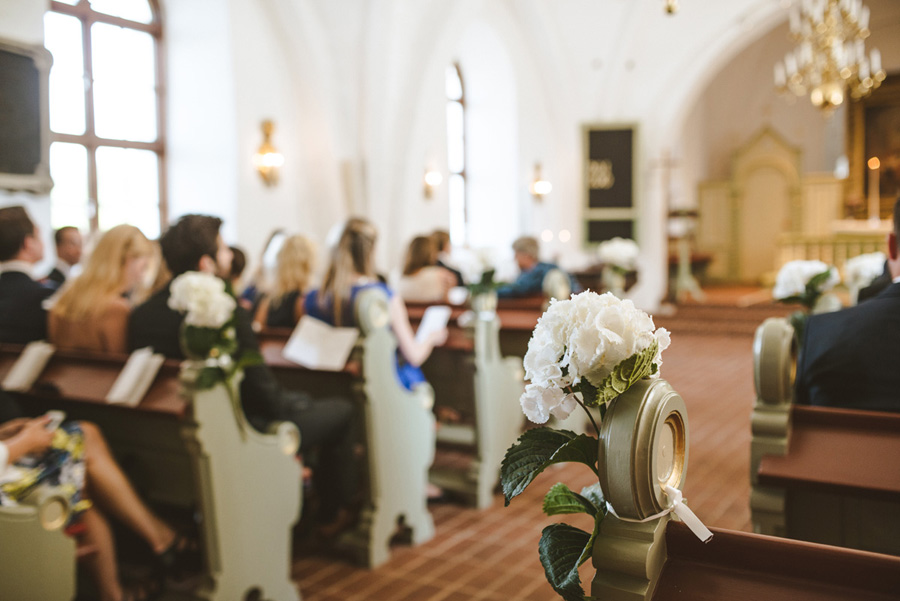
[501,428,598,505]
[543,483,598,517]
[579,483,606,513]
[577,380,598,407]
[586,340,659,407]
[538,523,593,601]
[235,349,263,370]
[789,310,808,349]
[195,366,223,390]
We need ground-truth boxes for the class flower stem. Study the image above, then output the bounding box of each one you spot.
[570,391,601,436]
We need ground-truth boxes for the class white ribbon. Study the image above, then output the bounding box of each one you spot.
[605,485,713,543]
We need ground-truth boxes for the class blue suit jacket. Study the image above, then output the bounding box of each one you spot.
[0,271,53,344]
[497,262,578,298]
[795,281,900,412]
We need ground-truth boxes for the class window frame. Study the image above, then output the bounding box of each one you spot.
[446,62,468,246]
[47,0,167,234]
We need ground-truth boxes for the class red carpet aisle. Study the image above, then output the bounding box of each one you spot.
[293,293,785,601]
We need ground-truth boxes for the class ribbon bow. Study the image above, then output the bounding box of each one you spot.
[606,485,713,543]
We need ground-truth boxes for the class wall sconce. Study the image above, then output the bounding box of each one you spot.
[252,120,284,186]
[423,169,443,199]
[530,163,552,201]
[664,0,678,15]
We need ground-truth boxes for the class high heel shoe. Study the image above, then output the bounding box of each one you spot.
[155,533,201,582]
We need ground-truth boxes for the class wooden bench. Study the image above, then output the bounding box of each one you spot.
[0,345,302,601]
[751,317,900,555]
[258,288,435,568]
[584,371,900,600]
[404,304,524,509]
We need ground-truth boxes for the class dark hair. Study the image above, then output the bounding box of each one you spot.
[54,226,78,246]
[0,206,35,262]
[159,214,223,276]
[230,245,247,280]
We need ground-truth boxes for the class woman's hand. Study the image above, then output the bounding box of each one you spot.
[428,328,449,347]
[16,417,55,455]
[0,418,29,441]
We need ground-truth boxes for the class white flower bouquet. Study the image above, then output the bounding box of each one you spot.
[596,237,639,273]
[844,252,886,291]
[168,271,260,390]
[501,291,671,600]
[772,260,840,311]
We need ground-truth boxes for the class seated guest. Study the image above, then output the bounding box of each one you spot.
[496,235,574,298]
[253,234,316,329]
[857,260,891,303]
[127,215,357,531]
[795,198,900,413]
[49,225,154,354]
[431,229,464,286]
[44,226,83,287]
[240,229,286,314]
[305,218,448,391]
[397,235,456,303]
[0,206,54,343]
[229,245,248,303]
[0,411,192,601]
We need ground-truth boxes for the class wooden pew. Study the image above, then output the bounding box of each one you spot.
[258,288,435,568]
[0,345,302,601]
[751,317,900,555]
[587,373,900,600]
[404,304,524,509]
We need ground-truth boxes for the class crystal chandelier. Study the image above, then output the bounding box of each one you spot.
[774,0,886,111]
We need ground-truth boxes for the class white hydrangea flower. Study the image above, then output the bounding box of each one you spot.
[772,260,840,300]
[168,271,237,329]
[519,291,670,423]
[520,384,578,424]
[844,252,886,289]
[596,237,639,271]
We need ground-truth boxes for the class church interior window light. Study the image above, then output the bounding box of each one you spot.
[43,0,165,238]
[445,63,467,247]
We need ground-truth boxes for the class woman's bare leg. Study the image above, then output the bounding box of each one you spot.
[80,422,175,554]
[80,507,123,601]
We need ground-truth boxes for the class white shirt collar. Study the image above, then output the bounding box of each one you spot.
[892,275,900,284]
[54,259,72,278]
[0,260,36,277]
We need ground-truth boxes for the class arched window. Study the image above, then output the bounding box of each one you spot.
[445,63,467,247]
[43,0,166,238]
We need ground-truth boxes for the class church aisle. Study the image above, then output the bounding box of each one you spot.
[292,319,759,601]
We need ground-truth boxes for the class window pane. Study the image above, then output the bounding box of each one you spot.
[96,146,160,238]
[89,0,153,24]
[44,12,86,135]
[91,23,157,142]
[445,65,463,101]
[49,142,90,232]
[446,101,464,174]
[449,174,466,247]
[54,0,78,5]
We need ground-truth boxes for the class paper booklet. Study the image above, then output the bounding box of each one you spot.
[282,315,359,371]
[415,305,452,344]
[106,347,166,407]
[2,341,55,392]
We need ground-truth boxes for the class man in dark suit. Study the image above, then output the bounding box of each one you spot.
[44,226,83,287]
[796,198,900,412]
[128,215,358,528]
[0,206,54,344]
[496,235,578,298]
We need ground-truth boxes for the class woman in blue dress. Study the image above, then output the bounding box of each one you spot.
[304,217,448,390]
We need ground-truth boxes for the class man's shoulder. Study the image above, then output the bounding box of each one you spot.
[0,271,53,299]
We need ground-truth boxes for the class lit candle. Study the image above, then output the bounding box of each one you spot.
[868,156,880,222]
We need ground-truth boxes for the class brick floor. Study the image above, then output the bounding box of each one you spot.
[294,297,769,600]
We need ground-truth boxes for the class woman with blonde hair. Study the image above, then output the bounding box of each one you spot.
[253,234,316,329]
[397,235,456,303]
[49,224,155,354]
[304,218,447,390]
